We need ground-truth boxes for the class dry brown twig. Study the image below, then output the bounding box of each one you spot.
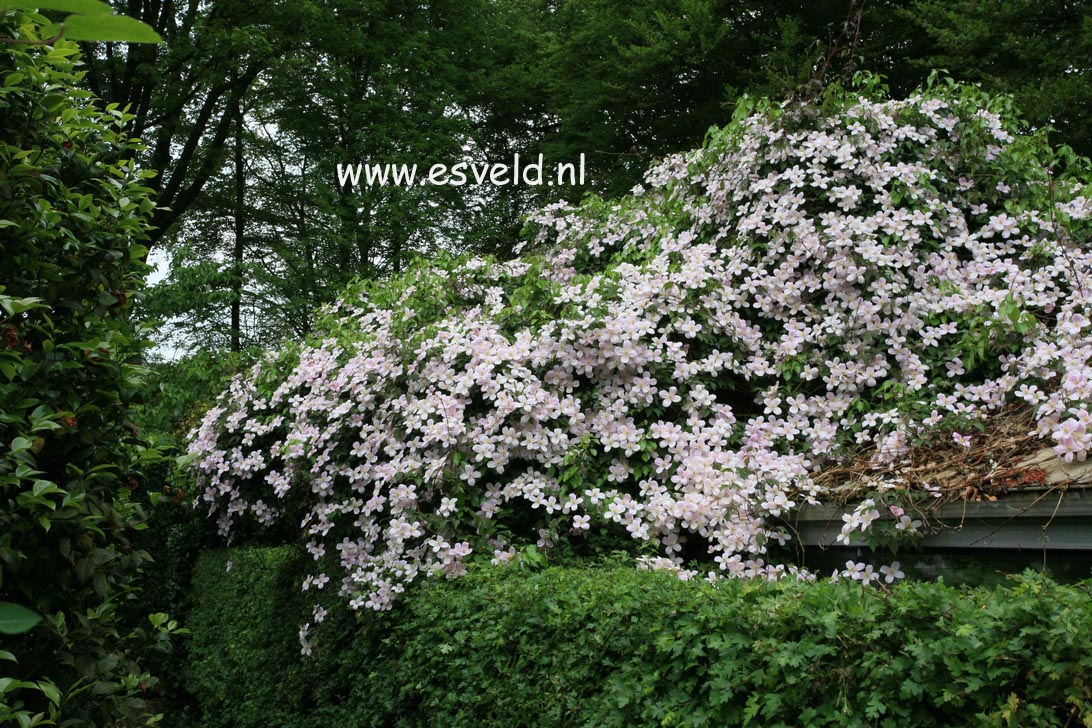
[806,404,1064,507]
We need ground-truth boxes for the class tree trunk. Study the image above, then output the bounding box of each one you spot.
[231,95,245,352]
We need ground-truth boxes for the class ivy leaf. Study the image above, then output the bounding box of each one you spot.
[0,602,42,635]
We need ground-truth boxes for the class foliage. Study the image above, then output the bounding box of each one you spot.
[187,78,1092,631]
[0,603,40,635]
[183,548,311,728]
[142,0,496,350]
[0,10,175,726]
[133,348,260,447]
[0,1,162,44]
[468,0,760,200]
[73,0,308,244]
[900,0,1092,159]
[128,503,212,726]
[184,547,1092,728]
[372,567,1092,728]
[113,0,1092,352]
[449,0,1092,207]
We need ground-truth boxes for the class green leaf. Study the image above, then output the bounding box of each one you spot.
[0,650,15,662]
[61,13,163,43]
[0,296,45,317]
[0,0,111,11]
[0,602,42,635]
[37,679,61,706]
[32,480,62,497]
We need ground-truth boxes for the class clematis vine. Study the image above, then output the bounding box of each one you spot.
[188,77,1092,646]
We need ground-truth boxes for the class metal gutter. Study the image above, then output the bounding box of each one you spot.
[787,488,1092,551]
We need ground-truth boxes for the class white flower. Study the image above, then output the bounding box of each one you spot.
[879,562,905,583]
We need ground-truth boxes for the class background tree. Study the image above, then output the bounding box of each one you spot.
[78,0,310,245]
[900,0,1092,158]
[143,0,498,350]
[125,0,1092,378]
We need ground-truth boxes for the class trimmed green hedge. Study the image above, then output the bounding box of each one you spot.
[185,547,313,728]
[185,549,1092,727]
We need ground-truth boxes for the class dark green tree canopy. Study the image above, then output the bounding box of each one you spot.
[121,0,1092,365]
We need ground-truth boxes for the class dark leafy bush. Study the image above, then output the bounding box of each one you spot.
[124,484,218,728]
[0,10,175,726]
[359,569,1092,727]
[186,546,1092,728]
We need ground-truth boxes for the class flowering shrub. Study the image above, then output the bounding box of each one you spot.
[187,75,1092,628]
